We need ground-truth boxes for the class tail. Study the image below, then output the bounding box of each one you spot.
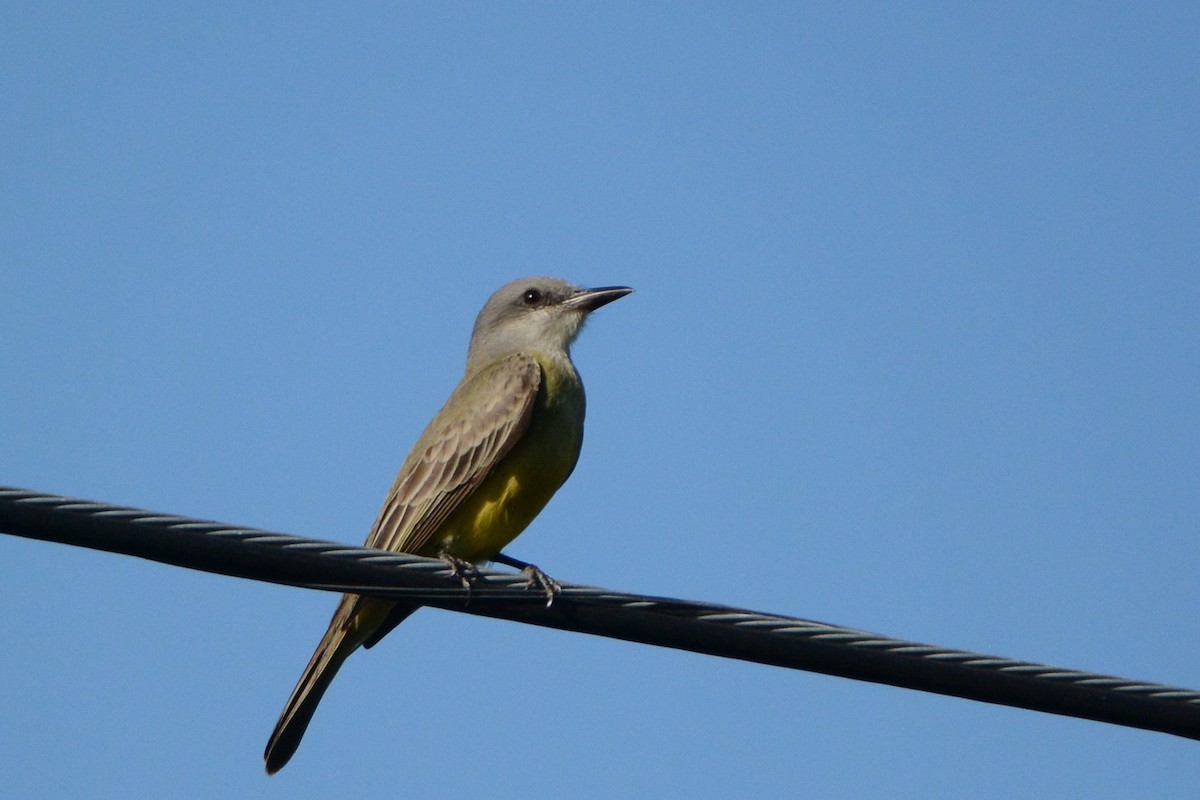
[263,614,357,775]
[264,597,419,774]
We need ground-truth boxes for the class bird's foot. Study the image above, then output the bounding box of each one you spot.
[438,553,481,599]
[520,563,562,608]
[493,552,561,607]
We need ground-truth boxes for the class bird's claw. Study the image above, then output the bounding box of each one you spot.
[493,552,561,607]
[520,563,562,608]
[438,553,481,600]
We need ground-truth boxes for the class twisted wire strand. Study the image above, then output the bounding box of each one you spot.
[2,485,1198,741]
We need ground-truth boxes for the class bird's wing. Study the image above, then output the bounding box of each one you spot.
[365,352,541,556]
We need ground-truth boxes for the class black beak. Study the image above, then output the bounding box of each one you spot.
[567,286,634,312]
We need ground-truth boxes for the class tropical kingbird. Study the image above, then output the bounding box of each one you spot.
[263,276,631,774]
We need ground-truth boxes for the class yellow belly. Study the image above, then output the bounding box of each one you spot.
[428,353,585,563]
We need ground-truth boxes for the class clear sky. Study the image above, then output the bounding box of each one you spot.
[2,3,1198,798]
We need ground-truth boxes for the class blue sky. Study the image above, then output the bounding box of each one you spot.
[2,3,1198,797]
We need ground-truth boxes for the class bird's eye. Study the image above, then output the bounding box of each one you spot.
[522,288,543,306]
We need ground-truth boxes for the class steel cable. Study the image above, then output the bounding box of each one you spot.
[2,484,1197,742]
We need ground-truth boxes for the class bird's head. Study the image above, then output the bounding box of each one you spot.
[467,277,631,367]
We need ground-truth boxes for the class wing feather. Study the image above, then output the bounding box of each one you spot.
[365,352,541,557]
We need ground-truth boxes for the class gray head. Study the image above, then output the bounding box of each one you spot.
[466,276,632,367]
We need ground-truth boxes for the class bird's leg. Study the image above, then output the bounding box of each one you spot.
[494,552,561,607]
[492,552,531,570]
[437,552,481,600]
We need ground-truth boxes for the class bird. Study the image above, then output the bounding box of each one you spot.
[263,276,632,774]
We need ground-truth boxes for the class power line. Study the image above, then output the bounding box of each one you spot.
[2,484,1198,742]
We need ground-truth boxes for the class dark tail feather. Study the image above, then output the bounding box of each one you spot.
[264,598,419,773]
[263,622,354,775]
[362,602,420,649]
